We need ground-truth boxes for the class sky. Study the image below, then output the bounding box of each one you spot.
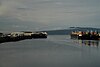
[0,0,100,31]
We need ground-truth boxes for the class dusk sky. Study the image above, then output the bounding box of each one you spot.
[0,0,100,31]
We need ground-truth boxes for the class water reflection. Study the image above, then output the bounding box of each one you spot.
[78,40,99,47]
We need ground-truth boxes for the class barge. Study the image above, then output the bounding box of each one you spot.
[70,31,100,40]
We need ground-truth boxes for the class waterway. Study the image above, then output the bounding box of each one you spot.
[0,35,100,67]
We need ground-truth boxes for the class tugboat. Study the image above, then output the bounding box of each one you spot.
[70,31,100,40]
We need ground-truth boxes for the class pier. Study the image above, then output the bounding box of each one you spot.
[70,31,100,40]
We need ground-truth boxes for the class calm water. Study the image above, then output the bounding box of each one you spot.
[0,35,100,67]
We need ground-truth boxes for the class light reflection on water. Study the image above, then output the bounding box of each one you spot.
[0,35,100,67]
[79,40,99,47]
[73,40,99,47]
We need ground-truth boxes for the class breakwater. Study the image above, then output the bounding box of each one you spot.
[0,31,47,43]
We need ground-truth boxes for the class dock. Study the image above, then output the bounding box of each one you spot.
[70,31,100,40]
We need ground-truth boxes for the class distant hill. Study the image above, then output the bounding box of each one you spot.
[42,27,100,35]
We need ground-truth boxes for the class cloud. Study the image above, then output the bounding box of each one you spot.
[0,0,100,31]
[0,4,7,15]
